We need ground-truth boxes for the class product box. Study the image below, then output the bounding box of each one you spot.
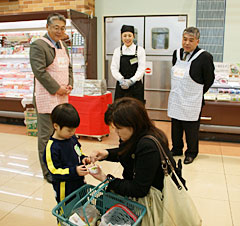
[84,79,107,96]
[24,108,38,136]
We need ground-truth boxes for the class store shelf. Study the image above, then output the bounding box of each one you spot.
[201,100,240,127]
[211,84,240,89]
[0,110,24,118]
[0,97,24,112]
[0,55,29,59]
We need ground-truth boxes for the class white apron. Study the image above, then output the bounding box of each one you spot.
[35,38,69,114]
[167,48,205,121]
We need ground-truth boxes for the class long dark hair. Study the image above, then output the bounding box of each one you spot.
[105,97,168,155]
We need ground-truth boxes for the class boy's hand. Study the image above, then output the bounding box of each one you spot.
[82,157,91,165]
[76,165,89,176]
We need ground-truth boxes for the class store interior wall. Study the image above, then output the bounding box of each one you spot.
[0,0,95,15]
[95,0,240,79]
[224,0,240,63]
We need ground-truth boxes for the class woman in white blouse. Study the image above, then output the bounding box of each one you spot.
[111,25,146,103]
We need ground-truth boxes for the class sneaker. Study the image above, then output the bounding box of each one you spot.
[44,175,53,184]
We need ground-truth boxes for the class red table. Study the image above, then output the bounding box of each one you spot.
[69,92,112,141]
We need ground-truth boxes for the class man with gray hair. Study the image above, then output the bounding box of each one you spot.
[168,26,215,164]
[30,13,73,183]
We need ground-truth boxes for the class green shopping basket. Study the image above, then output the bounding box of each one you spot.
[52,179,146,226]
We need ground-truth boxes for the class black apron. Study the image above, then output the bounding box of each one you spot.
[114,45,144,103]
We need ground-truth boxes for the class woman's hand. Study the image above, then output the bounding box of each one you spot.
[90,150,109,163]
[76,165,89,176]
[89,165,107,182]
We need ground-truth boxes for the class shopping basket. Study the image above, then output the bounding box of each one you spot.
[52,179,146,226]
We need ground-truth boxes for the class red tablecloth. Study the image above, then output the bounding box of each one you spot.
[69,92,112,136]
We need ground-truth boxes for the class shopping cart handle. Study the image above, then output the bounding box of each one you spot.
[52,180,108,226]
[70,179,110,226]
[83,181,109,225]
[71,179,109,210]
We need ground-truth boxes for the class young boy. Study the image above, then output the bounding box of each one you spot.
[43,103,89,203]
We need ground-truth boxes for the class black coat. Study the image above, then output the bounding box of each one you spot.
[105,135,176,198]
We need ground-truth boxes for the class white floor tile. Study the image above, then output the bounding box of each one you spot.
[193,197,233,226]
[183,170,228,200]
[1,123,240,226]
[230,201,240,226]
[225,174,240,202]
[21,182,56,212]
[0,200,18,220]
[223,156,240,176]
[0,205,56,226]
[175,154,224,174]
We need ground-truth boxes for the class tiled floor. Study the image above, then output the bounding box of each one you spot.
[0,121,240,226]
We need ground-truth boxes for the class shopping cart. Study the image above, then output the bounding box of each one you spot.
[52,179,146,226]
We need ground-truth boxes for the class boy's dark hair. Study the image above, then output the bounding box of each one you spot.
[51,103,80,129]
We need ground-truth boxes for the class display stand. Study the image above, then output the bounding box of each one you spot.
[69,92,112,141]
[200,62,240,142]
[200,100,240,142]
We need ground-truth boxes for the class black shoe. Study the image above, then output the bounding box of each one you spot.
[44,175,53,184]
[184,156,194,164]
[171,151,183,156]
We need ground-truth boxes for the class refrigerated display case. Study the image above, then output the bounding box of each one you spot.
[200,62,240,142]
[0,9,97,119]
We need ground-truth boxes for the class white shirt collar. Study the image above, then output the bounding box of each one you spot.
[47,32,57,47]
[122,43,136,51]
[183,49,194,57]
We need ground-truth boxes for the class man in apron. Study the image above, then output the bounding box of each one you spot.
[168,27,215,164]
[30,13,73,182]
[111,25,146,103]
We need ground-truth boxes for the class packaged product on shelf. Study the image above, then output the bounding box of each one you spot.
[231,94,240,102]
[230,64,240,74]
[24,108,38,137]
[12,45,24,54]
[204,93,216,101]
[216,93,231,101]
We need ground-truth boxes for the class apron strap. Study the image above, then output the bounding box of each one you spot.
[188,49,205,63]
[120,45,138,56]
[41,37,55,48]
[176,48,205,62]
[135,45,138,57]
[176,48,181,61]
[120,45,123,56]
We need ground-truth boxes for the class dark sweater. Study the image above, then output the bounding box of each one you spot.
[43,135,85,182]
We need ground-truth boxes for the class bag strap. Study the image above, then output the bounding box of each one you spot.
[143,135,175,175]
[144,135,188,190]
